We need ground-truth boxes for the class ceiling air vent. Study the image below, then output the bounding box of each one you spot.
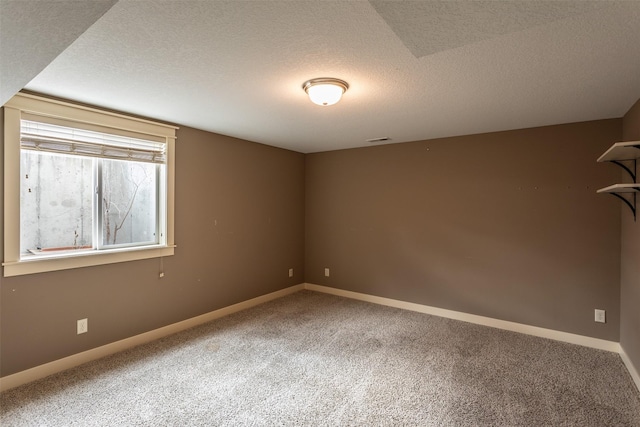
[366,137,391,143]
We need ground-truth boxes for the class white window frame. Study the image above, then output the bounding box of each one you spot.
[3,93,177,277]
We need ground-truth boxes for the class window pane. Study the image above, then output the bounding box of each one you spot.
[20,151,93,255]
[102,159,157,247]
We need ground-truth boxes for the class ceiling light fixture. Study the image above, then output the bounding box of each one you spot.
[302,78,349,106]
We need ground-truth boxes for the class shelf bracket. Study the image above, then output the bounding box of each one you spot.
[607,191,637,221]
[611,160,636,182]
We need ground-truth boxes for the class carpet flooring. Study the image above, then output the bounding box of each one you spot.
[1,290,639,426]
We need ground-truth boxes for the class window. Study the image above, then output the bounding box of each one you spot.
[3,93,176,276]
[20,121,164,253]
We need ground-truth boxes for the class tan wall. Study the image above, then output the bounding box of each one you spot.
[621,98,640,372]
[0,123,305,377]
[1,108,630,379]
[305,120,622,340]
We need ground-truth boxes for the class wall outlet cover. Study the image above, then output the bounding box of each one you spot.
[77,318,88,334]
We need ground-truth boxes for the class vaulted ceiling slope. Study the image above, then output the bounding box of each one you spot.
[0,0,117,106]
[3,0,640,153]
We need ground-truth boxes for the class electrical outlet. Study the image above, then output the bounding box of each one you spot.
[594,309,606,323]
[77,318,88,334]
[288,268,293,278]
[324,268,330,277]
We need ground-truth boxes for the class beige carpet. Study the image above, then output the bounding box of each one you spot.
[2,290,640,426]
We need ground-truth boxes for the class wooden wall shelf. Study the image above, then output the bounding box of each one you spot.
[597,142,639,221]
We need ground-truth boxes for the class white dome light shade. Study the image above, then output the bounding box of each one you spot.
[303,78,349,106]
[306,84,343,106]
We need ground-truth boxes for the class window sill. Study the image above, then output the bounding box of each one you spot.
[2,245,175,277]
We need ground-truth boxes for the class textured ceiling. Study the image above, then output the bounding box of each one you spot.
[370,1,608,57]
[3,0,640,153]
[0,0,117,106]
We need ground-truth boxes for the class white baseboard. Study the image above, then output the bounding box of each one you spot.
[303,283,621,353]
[620,345,640,393]
[3,282,637,394]
[0,284,305,392]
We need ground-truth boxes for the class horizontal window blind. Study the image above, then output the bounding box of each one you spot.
[20,120,166,164]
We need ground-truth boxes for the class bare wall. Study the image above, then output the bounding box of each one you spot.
[305,120,622,340]
[621,98,640,372]
[0,122,305,377]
